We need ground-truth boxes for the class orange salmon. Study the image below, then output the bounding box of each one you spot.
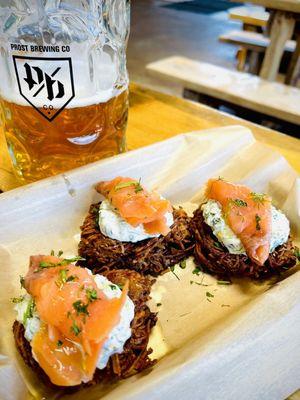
[206,179,272,265]
[96,177,172,236]
[25,255,128,386]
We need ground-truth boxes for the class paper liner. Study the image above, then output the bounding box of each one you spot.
[0,126,299,399]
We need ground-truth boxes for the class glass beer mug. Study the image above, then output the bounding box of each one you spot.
[0,0,130,182]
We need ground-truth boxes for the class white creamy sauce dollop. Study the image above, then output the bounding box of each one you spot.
[14,273,135,370]
[98,199,174,243]
[201,199,290,255]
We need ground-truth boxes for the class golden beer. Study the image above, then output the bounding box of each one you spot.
[0,90,128,182]
[0,0,131,184]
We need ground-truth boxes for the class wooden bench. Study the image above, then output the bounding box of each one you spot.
[219,30,296,73]
[146,56,300,125]
[219,30,296,53]
[229,5,269,28]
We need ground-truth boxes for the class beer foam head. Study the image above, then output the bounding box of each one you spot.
[0,48,127,109]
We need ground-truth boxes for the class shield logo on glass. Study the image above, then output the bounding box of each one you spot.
[13,56,75,121]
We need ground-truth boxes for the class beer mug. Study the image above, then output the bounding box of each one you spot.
[0,0,130,182]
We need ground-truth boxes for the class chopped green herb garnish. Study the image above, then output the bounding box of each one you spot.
[50,249,55,256]
[190,280,209,286]
[156,303,162,307]
[231,198,248,207]
[109,284,117,290]
[59,268,68,283]
[39,261,56,269]
[56,268,76,288]
[19,275,25,289]
[66,275,77,282]
[57,340,63,347]
[221,304,231,307]
[170,265,180,280]
[134,178,143,193]
[179,260,187,269]
[59,256,85,266]
[115,179,143,193]
[217,280,232,285]
[73,300,89,316]
[58,250,64,257]
[37,256,85,272]
[251,192,266,204]
[11,295,25,304]
[206,292,214,298]
[86,288,98,302]
[192,267,202,276]
[91,207,98,214]
[255,214,261,231]
[213,241,223,250]
[71,320,81,336]
[23,299,35,324]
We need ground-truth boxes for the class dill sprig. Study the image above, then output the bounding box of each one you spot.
[255,214,261,231]
[114,178,143,193]
[250,192,267,204]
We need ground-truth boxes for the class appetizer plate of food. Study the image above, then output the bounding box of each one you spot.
[0,125,299,400]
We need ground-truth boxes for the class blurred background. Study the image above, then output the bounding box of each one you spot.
[128,0,300,137]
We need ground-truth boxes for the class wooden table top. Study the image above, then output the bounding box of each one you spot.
[231,0,300,13]
[0,82,299,192]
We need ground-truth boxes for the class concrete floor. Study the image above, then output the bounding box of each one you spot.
[127,0,241,96]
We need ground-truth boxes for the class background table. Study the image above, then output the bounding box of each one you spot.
[232,0,300,84]
[0,82,299,192]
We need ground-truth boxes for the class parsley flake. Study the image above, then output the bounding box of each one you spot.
[19,275,25,289]
[23,299,35,324]
[206,292,214,302]
[179,260,187,269]
[217,280,232,285]
[190,280,209,286]
[213,241,223,250]
[255,214,261,231]
[156,303,162,307]
[37,256,85,272]
[11,295,25,304]
[251,192,266,204]
[170,265,180,280]
[231,198,248,207]
[109,284,117,290]
[192,267,202,276]
[86,288,98,302]
[71,320,81,336]
[115,179,143,193]
[59,268,68,283]
[39,261,56,269]
[66,275,77,282]
[73,300,89,316]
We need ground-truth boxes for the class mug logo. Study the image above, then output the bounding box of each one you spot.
[13,56,75,121]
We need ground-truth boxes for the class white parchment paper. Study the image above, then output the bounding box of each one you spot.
[0,126,299,400]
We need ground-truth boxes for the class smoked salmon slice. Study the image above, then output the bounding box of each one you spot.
[206,179,272,266]
[96,177,172,236]
[25,255,128,386]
